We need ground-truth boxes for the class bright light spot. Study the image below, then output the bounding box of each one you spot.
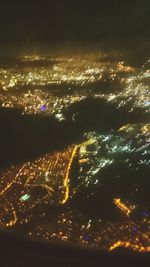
[20,194,30,202]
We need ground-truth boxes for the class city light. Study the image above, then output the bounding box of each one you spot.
[0,50,149,252]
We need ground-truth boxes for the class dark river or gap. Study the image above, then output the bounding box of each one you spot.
[0,44,149,252]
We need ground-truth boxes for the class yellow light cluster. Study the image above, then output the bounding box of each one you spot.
[117,62,134,72]
[114,198,131,217]
[6,210,17,227]
[109,240,150,252]
[141,124,150,134]
[61,145,79,204]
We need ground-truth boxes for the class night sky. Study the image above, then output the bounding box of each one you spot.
[0,0,150,42]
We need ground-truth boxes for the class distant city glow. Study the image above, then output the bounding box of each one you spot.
[0,53,149,117]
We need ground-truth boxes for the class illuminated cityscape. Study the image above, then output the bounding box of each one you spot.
[0,115,149,252]
[0,52,149,119]
[0,49,149,253]
[0,145,79,226]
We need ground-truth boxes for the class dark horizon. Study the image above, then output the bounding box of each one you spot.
[0,0,150,43]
